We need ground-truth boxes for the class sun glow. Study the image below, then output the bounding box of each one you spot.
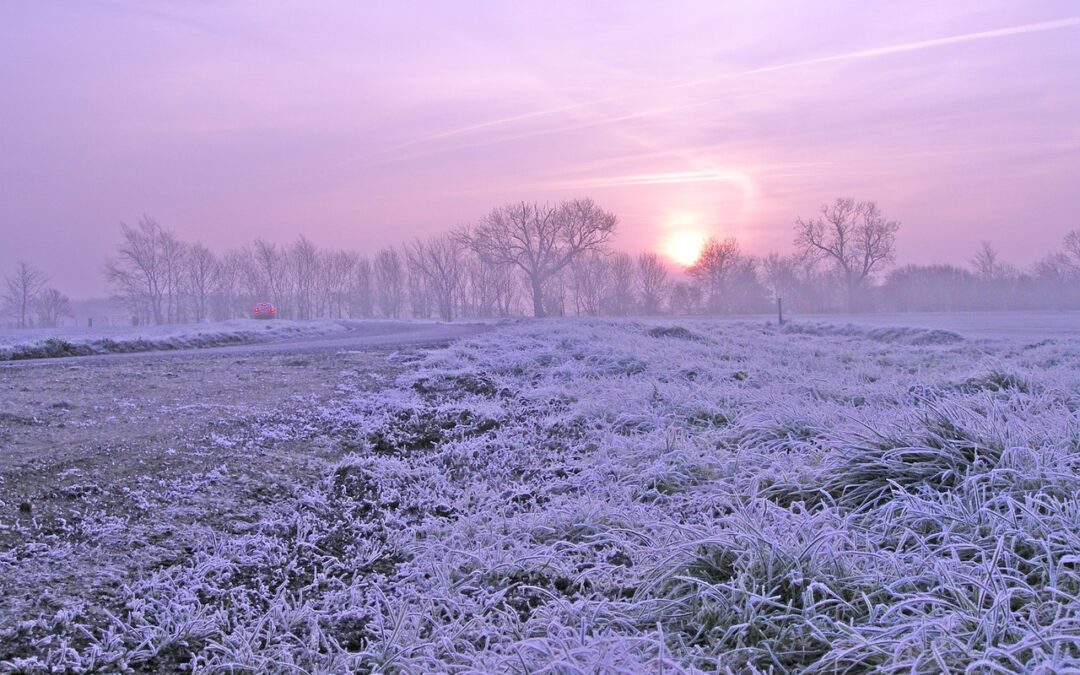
[662,229,708,267]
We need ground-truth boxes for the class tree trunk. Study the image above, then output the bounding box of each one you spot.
[530,276,546,318]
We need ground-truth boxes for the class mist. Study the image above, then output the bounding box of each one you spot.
[6,198,1080,329]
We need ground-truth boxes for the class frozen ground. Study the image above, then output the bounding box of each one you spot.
[1,317,1079,672]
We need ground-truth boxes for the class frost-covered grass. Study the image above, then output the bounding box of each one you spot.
[0,319,358,360]
[3,318,1080,672]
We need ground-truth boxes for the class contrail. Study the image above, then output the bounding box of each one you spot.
[370,15,1080,158]
[685,15,1080,83]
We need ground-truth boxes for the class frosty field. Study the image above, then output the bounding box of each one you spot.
[2,317,1079,672]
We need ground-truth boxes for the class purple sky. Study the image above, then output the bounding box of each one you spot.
[2,1,1079,297]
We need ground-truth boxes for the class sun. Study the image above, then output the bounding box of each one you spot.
[662,229,707,267]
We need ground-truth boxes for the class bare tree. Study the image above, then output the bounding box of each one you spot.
[605,252,636,315]
[882,264,977,312]
[542,268,569,317]
[104,217,167,324]
[406,233,464,321]
[103,218,198,324]
[374,247,404,318]
[288,236,319,320]
[351,256,375,318]
[459,198,617,317]
[568,251,609,316]
[462,254,516,318]
[186,243,219,322]
[159,228,187,323]
[253,239,286,307]
[761,253,795,302]
[970,241,1012,281]
[1062,230,1080,275]
[35,288,73,328]
[794,198,899,310]
[3,262,49,328]
[405,260,432,319]
[226,247,262,318]
[687,236,743,312]
[636,251,670,315]
[322,250,356,319]
[669,281,702,315]
[492,264,517,316]
[968,241,1018,310]
[1033,253,1072,281]
[761,252,832,313]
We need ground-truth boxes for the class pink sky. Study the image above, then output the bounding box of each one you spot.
[1,1,1078,297]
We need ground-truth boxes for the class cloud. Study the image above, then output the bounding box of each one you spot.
[545,169,755,191]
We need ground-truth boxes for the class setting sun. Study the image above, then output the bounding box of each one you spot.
[662,229,708,267]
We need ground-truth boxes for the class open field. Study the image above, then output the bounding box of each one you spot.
[2,316,1079,672]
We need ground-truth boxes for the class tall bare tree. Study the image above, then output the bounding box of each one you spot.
[636,252,670,315]
[794,198,899,310]
[224,248,260,318]
[351,256,375,318]
[970,241,1013,281]
[104,217,167,324]
[186,243,219,322]
[761,253,795,301]
[289,236,318,319]
[405,262,432,319]
[687,236,743,312]
[605,252,636,315]
[406,233,464,321]
[252,239,285,308]
[568,251,609,316]
[374,247,404,318]
[458,198,617,317]
[159,228,187,323]
[669,281,702,315]
[3,262,48,328]
[321,250,356,319]
[1062,230,1080,275]
[35,288,72,328]
[462,254,516,318]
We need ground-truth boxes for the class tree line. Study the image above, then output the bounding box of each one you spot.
[4,196,1080,327]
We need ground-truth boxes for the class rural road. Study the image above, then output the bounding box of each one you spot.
[0,320,494,368]
[0,319,493,532]
[0,318,500,639]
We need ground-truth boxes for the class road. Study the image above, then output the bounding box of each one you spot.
[0,320,491,527]
[2,319,500,648]
[0,320,493,367]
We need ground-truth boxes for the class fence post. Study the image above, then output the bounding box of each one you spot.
[777,296,784,325]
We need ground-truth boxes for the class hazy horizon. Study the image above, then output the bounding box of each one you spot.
[2,1,1079,298]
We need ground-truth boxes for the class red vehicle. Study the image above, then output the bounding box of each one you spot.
[252,302,277,320]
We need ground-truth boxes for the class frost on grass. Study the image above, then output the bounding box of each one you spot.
[3,319,1080,672]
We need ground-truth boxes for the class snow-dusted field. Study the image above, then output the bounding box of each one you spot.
[2,317,1079,671]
